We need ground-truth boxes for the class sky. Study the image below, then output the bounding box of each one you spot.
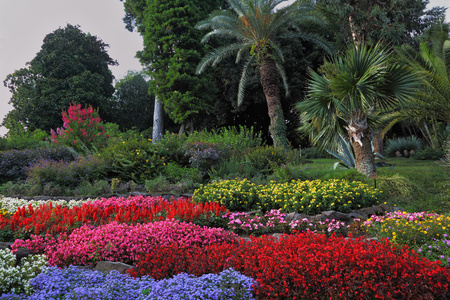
[0,0,449,137]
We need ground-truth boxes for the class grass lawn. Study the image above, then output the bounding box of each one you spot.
[305,158,450,214]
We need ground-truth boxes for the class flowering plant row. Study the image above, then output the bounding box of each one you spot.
[11,220,239,267]
[0,197,87,215]
[1,267,255,300]
[131,231,450,299]
[0,196,227,241]
[223,209,348,237]
[193,178,381,214]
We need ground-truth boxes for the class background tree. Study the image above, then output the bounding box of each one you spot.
[316,0,448,49]
[3,24,117,132]
[110,71,154,132]
[120,0,223,133]
[196,0,332,148]
[297,43,418,176]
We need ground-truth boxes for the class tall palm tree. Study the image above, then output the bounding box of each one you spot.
[196,0,331,148]
[297,43,417,176]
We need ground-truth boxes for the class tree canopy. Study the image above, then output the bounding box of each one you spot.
[3,24,117,132]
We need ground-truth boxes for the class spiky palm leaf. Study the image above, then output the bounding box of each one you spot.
[196,0,332,106]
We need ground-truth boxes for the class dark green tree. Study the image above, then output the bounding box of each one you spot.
[110,71,155,131]
[120,0,223,132]
[3,24,117,132]
[316,0,448,49]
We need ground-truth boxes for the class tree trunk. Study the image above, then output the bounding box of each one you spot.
[259,58,289,149]
[373,130,383,155]
[152,95,164,143]
[347,112,376,176]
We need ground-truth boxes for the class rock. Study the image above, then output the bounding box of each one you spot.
[246,210,262,216]
[285,212,308,221]
[358,207,376,217]
[403,149,409,158]
[94,261,137,275]
[271,233,284,240]
[348,212,366,220]
[14,248,36,266]
[321,211,352,222]
[0,242,13,250]
[409,150,415,157]
[372,205,385,215]
[395,151,402,157]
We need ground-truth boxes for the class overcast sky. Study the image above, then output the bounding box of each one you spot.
[0,0,449,137]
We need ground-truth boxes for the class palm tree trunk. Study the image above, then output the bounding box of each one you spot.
[259,58,289,149]
[347,112,376,176]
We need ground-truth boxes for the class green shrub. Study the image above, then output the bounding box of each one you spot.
[186,126,264,152]
[414,148,445,160]
[320,168,369,182]
[385,136,423,157]
[243,146,303,175]
[73,180,110,197]
[208,159,263,181]
[163,162,202,184]
[0,146,75,182]
[376,174,414,200]
[2,120,50,150]
[26,155,108,189]
[145,175,200,194]
[268,163,310,183]
[193,179,381,214]
[301,147,331,159]
[100,135,165,183]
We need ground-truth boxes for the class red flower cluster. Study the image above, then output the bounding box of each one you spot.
[0,198,227,239]
[131,232,450,299]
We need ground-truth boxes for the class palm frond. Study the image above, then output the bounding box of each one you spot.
[237,57,255,106]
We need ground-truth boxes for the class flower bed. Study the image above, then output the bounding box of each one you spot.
[193,179,382,214]
[1,267,255,300]
[131,232,450,299]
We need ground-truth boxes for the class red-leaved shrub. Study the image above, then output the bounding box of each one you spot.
[131,232,450,299]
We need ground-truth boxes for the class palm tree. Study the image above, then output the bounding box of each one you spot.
[297,43,417,176]
[196,0,331,148]
[391,31,450,148]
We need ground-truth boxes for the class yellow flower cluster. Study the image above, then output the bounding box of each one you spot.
[193,179,381,214]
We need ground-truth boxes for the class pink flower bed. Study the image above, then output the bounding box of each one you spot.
[12,220,239,267]
[89,195,171,210]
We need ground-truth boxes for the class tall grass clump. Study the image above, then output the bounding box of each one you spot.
[385,136,422,157]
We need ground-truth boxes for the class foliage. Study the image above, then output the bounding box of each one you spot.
[25,155,109,189]
[184,142,224,172]
[300,147,330,159]
[186,126,264,152]
[196,0,332,148]
[243,146,303,175]
[50,103,109,153]
[385,136,423,157]
[110,71,154,131]
[2,120,49,150]
[0,248,47,295]
[375,174,414,200]
[100,135,165,183]
[72,180,110,197]
[364,211,450,248]
[194,179,382,214]
[316,0,448,49]
[1,266,256,300]
[121,0,222,127]
[414,148,445,160]
[133,232,450,299]
[2,24,117,132]
[0,146,75,182]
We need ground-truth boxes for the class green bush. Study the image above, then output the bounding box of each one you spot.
[163,162,202,184]
[320,168,369,182]
[376,174,414,200]
[244,146,303,175]
[26,155,108,189]
[385,136,423,157]
[208,159,263,181]
[73,180,110,197]
[100,135,165,183]
[186,126,264,152]
[301,147,331,159]
[2,120,50,151]
[0,146,75,182]
[193,179,382,214]
[414,148,445,160]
